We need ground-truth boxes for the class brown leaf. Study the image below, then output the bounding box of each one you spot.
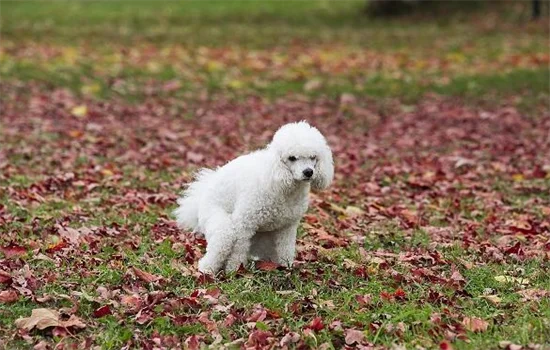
[462,317,489,332]
[517,288,550,301]
[15,308,86,331]
[344,329,365,345]
[0,290,18,303]
[121,294,142,309]
[131,267,161,283]
[481,294,502,305]
[255,260,281,271]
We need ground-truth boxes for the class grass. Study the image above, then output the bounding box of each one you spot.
[1,1,549,349]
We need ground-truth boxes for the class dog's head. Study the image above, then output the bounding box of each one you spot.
[269,121,334,191]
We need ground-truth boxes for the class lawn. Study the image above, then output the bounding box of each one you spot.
[0,1,549,349]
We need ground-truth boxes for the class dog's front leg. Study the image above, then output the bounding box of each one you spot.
[273,222,299,267]
[224,234,254,272]
[224,209,258,272]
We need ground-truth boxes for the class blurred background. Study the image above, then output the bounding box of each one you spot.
[1,0,548,107]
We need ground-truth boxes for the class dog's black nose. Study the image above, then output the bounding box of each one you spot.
[303,168,313,178]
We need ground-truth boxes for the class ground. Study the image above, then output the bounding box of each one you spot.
[0,1,549,349]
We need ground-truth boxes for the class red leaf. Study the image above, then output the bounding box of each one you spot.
[0,290,18,303]
[46,240,68,253]
[0,270,12,284]
[93,305,112,318]
[440,341,454,350]
[394,288,407,300]
[131,267,161,283]
[504,242,524,256]
[255,260,281,271]
[306,317,324,332]
[185,335,201,350]
[1,243,27,258]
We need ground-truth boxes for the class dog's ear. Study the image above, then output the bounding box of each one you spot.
[312,143,334,191]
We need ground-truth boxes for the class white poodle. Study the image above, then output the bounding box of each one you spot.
[174,121,334,274]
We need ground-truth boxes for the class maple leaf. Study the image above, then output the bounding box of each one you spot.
[394,288,407,300]
[462,317,489,332]
[15,308,86,331]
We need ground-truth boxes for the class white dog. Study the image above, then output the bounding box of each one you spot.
[174,121,334,274]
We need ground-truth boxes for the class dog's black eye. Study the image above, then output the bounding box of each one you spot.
[288,156,297,162]
[310,156,317,160]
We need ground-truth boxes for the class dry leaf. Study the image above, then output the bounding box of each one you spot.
[462,317,489,332]
[345,329,365,345]
[71,105,88,118]
[131,267,161,283]
[494,275,530,285]
[15,308,86,331]
[0,290,18,303]
[481,294,502,305]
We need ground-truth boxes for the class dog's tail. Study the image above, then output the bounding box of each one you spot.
[173,168,215,232]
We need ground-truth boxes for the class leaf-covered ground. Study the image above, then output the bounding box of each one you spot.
[1,1,549,349]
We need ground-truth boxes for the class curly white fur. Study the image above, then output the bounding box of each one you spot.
[174,121,334,274]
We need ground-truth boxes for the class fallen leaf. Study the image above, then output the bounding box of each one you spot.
[255,260,281,271]
[0,270,11,284]
[304,79,322,92]
[306,317,324,332]
[131,267,161,283]
[345,329,365,345]
[517,288,550,301]
[93,305,112,318]
[462,317,489,332]
[481,294,502,305]
[1,244,27,258]
[0,290,18,303]
[71,105,88,118]
[15,308,86,331]
[494,275,530,285]
[344,205,365,217]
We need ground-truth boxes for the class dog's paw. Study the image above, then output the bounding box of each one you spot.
[224,258,245,273]
[198,257,218,275]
